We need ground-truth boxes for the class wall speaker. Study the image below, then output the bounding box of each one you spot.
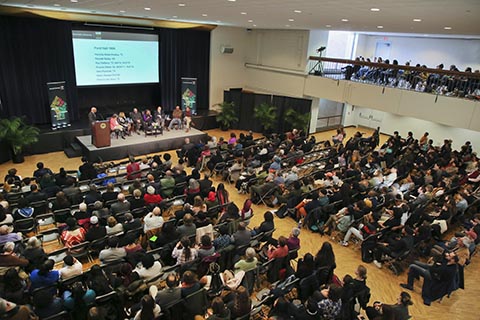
[221,46,234,54]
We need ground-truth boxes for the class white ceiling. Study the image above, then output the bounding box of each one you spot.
[2,0,480,36]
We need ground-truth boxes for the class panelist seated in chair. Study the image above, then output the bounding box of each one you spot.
[143,109,161,134]
[118,112,133,136]
[184,106,193,132]
[129,107,143,134]
[168,105,183,130]
[109,114,126,139]
[154,105,166,129]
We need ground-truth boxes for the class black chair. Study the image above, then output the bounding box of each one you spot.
[14,217,36,234]
[48,247,69,264]
[69,241,92,263]
[298,271,319,301]
[40,227,61,244]
[36,213,56,230]
[30,200,48,216]
[182,289,208,320]
[42,311,70,320]
[131,206,148,219]
[53,209,71,225]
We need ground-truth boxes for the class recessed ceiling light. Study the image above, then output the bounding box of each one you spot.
[294,10,302,13]
[413,18,422,22]
[377,25,383,29]
[326,24,332,28]
[178,3,186,6]
[444,26,452,30]
[71,0,78,3]
[202,13,208,16]
[253,24,257,27]
[53,3,60,6]
[144,7,151,11]
[370,8,380,12]
[341,19,349,22]
[228,0,236,2]
[119,10,126,13]
[288,18,294,22]
[216,20,221,22]
[172,15,178,18]
[248,19,253,22]
[285,24,291,27]
[241,12,247,15]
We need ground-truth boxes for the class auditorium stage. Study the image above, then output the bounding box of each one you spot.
[76,128,208,162]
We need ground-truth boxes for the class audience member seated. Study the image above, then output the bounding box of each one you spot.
[60,218,86,249]
[172,236,198,265]
[58,255,83,280]
[234,247,258,272]
[144,186,163,206]
[177,214,196,238]
[197,235,215,259]
[99,236,127,264]
[85,216,106,243]
[0,242,28,276]
[29,259,59,291]
[153,273,181,309]
[143,206,164,233]
[22,237,47,272]
[134,253,162,282]
[106,216,124,235]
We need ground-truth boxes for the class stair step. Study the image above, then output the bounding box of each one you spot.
[64,147,81,158]
[70,142,82,152]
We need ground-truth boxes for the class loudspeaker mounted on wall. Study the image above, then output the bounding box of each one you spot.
[221,46,234,54]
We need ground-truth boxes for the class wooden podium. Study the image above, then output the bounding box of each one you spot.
[91,121,111,148]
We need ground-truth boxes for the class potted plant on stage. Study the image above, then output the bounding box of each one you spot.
[0,117,40,163]
[284,108,311,134]
[215,101,238,131]
[254,102,277,134]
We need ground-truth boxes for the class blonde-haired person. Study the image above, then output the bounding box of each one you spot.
[105,216,123,235]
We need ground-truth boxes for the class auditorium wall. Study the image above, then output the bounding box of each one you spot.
[209,26,249,107]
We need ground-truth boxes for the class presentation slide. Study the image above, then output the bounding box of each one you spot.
[72,30,159,86]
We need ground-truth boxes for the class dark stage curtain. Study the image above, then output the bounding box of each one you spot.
[160,28,210,112]
[0,16,79,124]
[224,89,311,133]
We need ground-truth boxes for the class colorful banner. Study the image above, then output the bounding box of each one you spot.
[47,81,71,130]
[181,77,197,114]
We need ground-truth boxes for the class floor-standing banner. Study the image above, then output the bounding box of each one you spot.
[181,77,197,114]
[47,81,71,130]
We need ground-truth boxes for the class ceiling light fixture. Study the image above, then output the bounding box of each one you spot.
[53,3,60,6]
[119,10,126,13]
[370,8,380,11]
[341,19,349,22]
[326,24,332,27]
[71,0,78,3]
[253,24,257,27]
[294,10,302,13]
[241,12,247,15]
[144,7,151,10]
[413,18,422,22]
[377,25,383,29]
[288,19,294,22]
[202,13,208,16]
[444,26,452,30]
[172,15,178,18]
[285,24,291,27]
[248,19,253,22]
[178,3,186,7]
[228,0,236,2]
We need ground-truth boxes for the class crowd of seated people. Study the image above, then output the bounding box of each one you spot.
[0,124,479,319]
[342,56,480,100]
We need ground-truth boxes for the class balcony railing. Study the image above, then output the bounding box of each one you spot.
[308,56,480,101]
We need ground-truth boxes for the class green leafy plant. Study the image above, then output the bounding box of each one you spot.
[284,108,311,133]
[0,117,39,160]
[215,101,238,130]
[254,102,277,133]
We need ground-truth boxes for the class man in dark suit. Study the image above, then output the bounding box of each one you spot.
[88,106,97,126]
[130,107,143,134]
